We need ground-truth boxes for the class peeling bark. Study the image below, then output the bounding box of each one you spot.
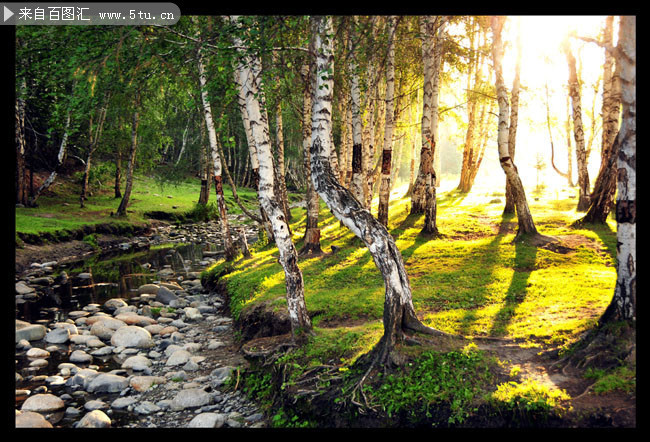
[230,15,311,337]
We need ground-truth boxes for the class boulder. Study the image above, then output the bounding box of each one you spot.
[76,410,111,428]
[15,320,46,342]
[156,286,178,305]
[15,411,54,428]
[21,393,64,413]
[110,326,154,348]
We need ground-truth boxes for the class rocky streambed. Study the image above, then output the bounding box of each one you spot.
[15,218,268,429]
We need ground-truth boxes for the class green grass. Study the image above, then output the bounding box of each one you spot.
[16,170,260,237]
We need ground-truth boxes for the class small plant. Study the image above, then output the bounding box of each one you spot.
[83,233,100,250]
[489,379,571,423]
[584,365,636,395]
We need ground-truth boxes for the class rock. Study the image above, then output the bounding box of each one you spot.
[134,401,161,415]
[170,388,213,411]
[29,358,48,368]
[166,349,191,366]
[183,307,203,321]
[53,322,78,335]
[138,284,160,295]
[90,346,114,356]
[90,317,127,340]
[211,366,236,386]
[116,313,157,326]
[187,412,226,428]
[110,326,154,348]
[77,272,93,280]
[129,375,166,392]
[86,373,129,393]
[121,355,152,371]
[15,411,53,428]
[26,347,50,358]
[21,393,64,412]
[30,276,54,286]
[111,397,138,410]
[15,320,46,342]
[76,410,111,428]
[44,327,70,344]
[144,324,164,335]
[69,350,93,364]
[156,286,178,305]
[65,368,99,389]
[15,282,36,295]
[104,298,128,311]
[84,399,109,411]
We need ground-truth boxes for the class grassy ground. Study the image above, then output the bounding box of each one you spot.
[205,182,631,427]
[15,172,260,237]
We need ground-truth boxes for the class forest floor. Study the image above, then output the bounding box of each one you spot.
[15,173,637,428]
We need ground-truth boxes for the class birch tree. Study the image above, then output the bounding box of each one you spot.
[115,90,140,217]
[601,15,635,323]
[309,15,447,375]
[230,15,312,338]
[491,16,553,244]
[377,16,398,227]
[196,36,236,262]
[503,21,521,215]
[563,38,591,211]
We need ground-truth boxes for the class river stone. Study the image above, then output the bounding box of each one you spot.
[77,272,93,280]
[68,310,90,319]
[21,393,64,412]
[90,346,114,356]
[116,313,157,326]
[170,388,213,410]
[26,347,50,358]
[166,349,191,366]
[15,320,46,342]
[159,281,183,291]
[76,410,111,428]
[86,373,129,393]
[15,282,36,295]
[122,355,152,371]
[130,375,166,392]
[156,286,178,305]
[70,334,98,345]
[134,401,161,415]
[65,368,99,389]
[183,307,203,321]
[113,305,138,316]
[110,326,154,348]
[187,412,227,428]
[111,397,138,409]
[69,350,93,364]
[84,399,109,411]
[144,324,164,335]
[138,284,160,295]
[53,322,78,335]
[15,411,54,428]
[211,366,236,386]
[104,298,128,311]
[29,358,48,368]
[90,317,127,340]
[45,327,70,344]
[45,375,66,387]
[31,276,54,286]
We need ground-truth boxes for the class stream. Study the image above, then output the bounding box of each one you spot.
[15,220,267,428]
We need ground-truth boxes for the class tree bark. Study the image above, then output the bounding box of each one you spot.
[563,39,591,211]
[503,24,521,215]
[116,92,140,217]
[197,42,236,262]
[230,15,311,337]
[197,114,211,205]
[299,62,323,256]
[309,16,446,369]
[601,15,635,324]
[377,16,398,228]
[581,16,622,224]
[114,149,122,198]
[80,93,110,208]
[491,16,549,243]
[16,78,28,205]
[275,100,291,222]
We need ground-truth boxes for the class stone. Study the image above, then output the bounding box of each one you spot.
[134,401,161,415]
[76,410,111,428]
[116,313,157,326]
[211,366,236,386]
[138,284,160,295]
[53,322,78,335]
[21,393,64,412]
[170,388,213,411]
[144,324,164,335]
[29,358,48,368]
[15,411,53,428]
[122,355,152,371]
[90,317,127,340]
[129,376,166,392]
[111,397,138,410]
[86,373,129,393]
[26,347,50,358]
[84,399,109,411]
[15,282,36,295]
[183,307,203,321]
[110,326,154,348]
[156,286,178,305]
[68,310,90,319]
[15,320,46,342]
[44,327,70,344]
[166,349,191,366]
[69,350,93,364]
[187,412,226,428]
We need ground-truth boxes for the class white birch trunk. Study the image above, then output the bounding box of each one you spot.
[229,15,311,336]
[197,43,236,261]
[309,16,445,367]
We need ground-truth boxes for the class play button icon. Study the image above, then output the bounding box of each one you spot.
[4,6,14,22]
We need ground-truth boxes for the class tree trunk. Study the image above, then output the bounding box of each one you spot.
[581,16,621,224]
[116,93,140,217]
[16,79,27,206]
[504,25,522,215]
[377,17,397,228]
[491,17,549,243]
[601,15,635,324]
[349,33,366,206]
[114,149,122,198]
[81,94,110,208]
[197,42,236,261]
[310,16,446,370]
[230,15,311,337]
[275,101,291,222]
[198,115,211,205]
[29,109,72,207]
[299,62,323,256]
[563,39,591,211]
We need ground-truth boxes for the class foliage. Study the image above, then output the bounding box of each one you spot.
[584,365,636,395]
[488,379,571,422]
[365,345,497,425]
[82,233,100,250]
